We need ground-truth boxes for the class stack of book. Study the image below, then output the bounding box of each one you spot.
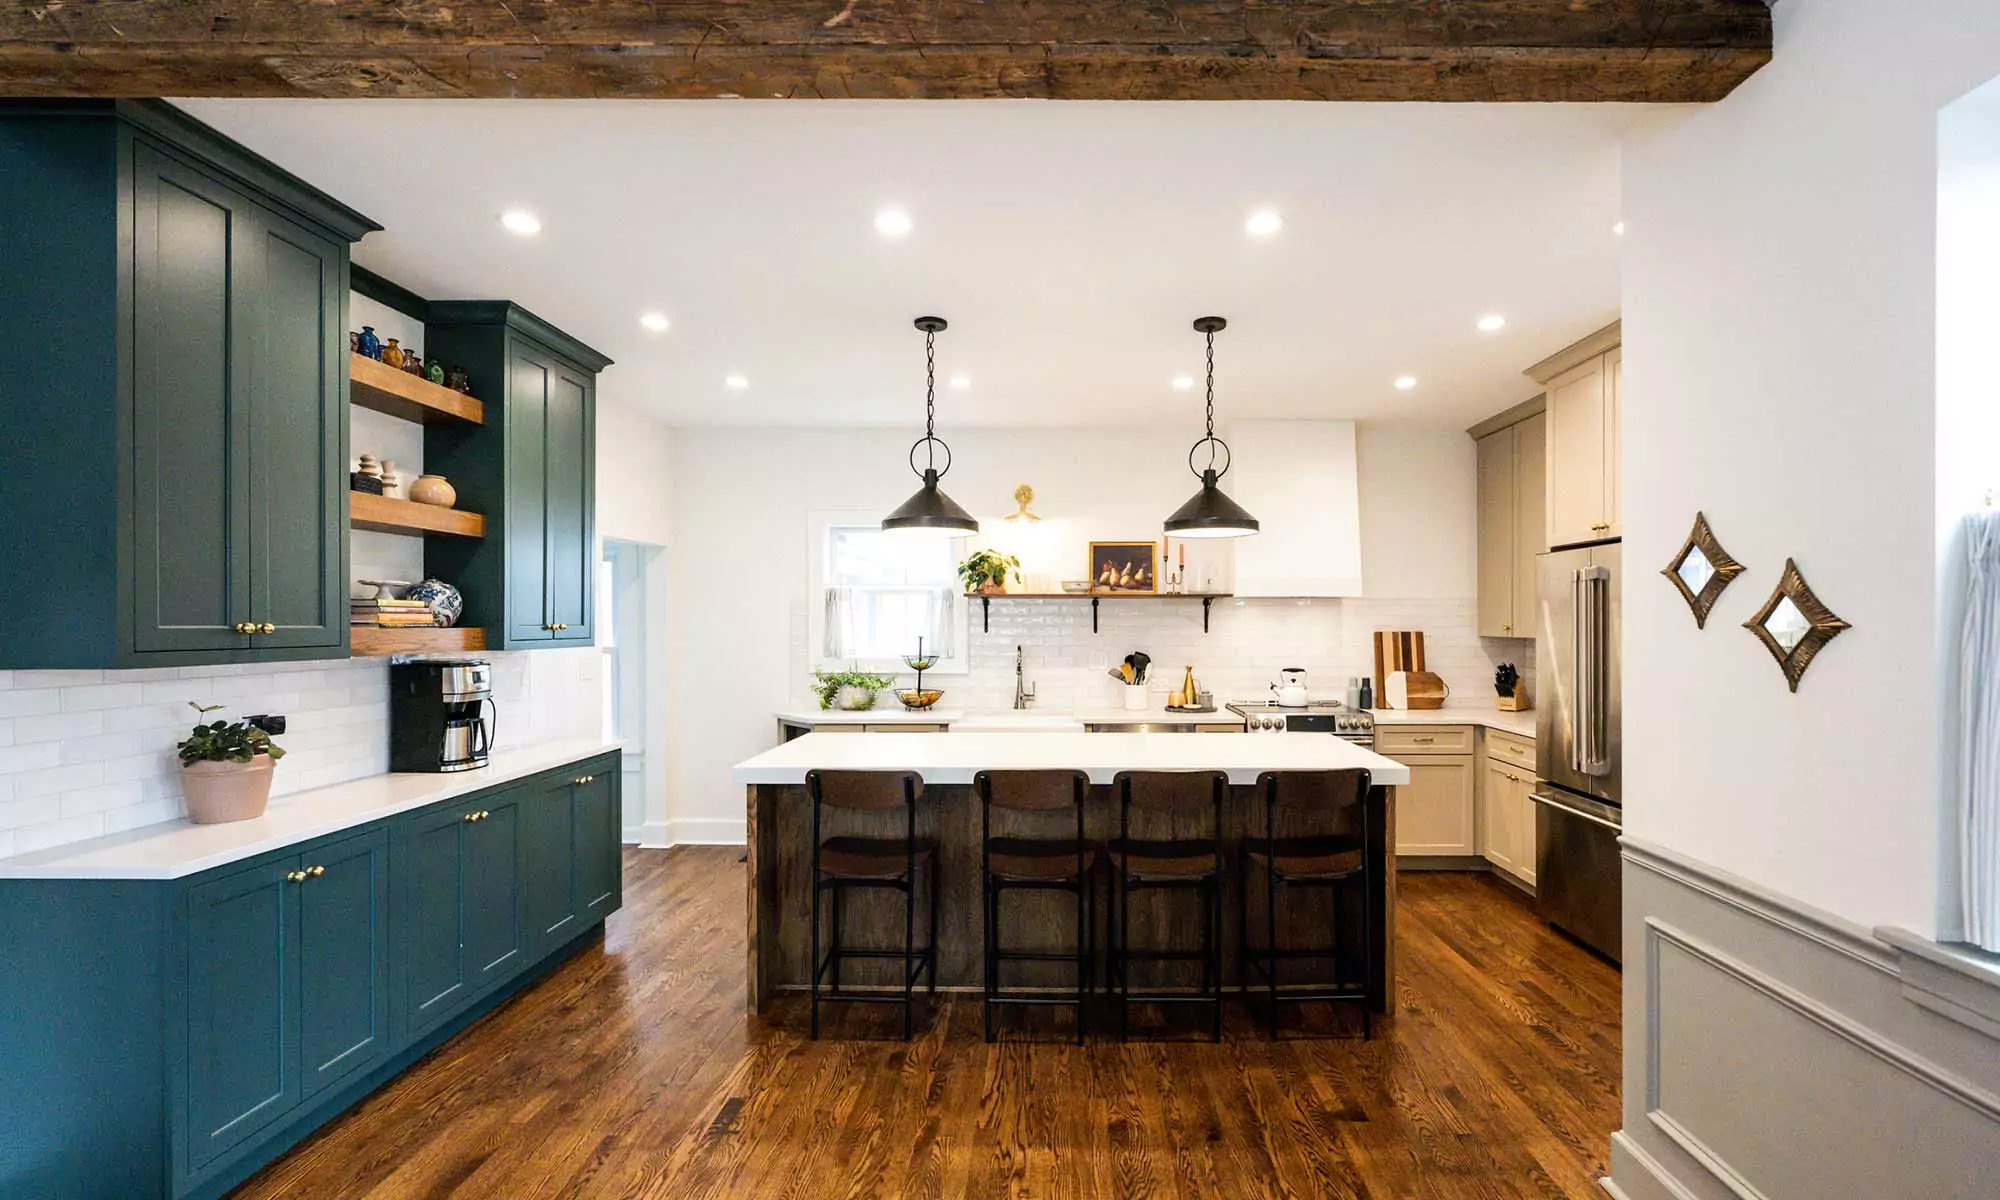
[350,597,436,628]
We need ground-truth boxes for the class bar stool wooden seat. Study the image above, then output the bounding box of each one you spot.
[1106,770,1228,1042]
[805,769,938,1041]
[975,769,1094,1044]
[1239,768,1373,1039]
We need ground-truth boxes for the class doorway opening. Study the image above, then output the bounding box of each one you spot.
[602,537,667,847]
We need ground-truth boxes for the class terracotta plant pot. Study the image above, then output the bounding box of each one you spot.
[408,474,457,508]
[977,581,1006,595]
[180,756,277,824]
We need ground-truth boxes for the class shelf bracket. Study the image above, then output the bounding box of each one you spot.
[1091,597,1100,634]
[1202,596,1214,633]
[980,596,991,633]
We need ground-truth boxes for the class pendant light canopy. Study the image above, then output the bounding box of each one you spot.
[1164,316,1259,539]
[883,316,979,536]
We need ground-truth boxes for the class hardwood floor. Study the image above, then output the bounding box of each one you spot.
[231,848,1622,1200]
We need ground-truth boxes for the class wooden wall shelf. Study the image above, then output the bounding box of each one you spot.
[968,592,1231,634]
[350,492,485,538]
[350,625,487,657]
[349,353,485,425]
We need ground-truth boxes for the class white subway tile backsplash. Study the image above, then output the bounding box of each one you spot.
[14,711,104,745]
[0,649,605,859]
[0,690,61,719]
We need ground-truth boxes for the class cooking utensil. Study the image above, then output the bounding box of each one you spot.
[1131,652,1151,683]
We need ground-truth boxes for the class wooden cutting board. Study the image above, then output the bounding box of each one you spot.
[1372,631,1427,707]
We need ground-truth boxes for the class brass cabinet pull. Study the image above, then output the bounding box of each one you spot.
[1590,522,1610,532]
[545,622,570,631]
[306,864,325,877]
[463,812,479,823]
[1411,737,1434,744]
[573,774,594,785]
[259,622,276,634]
[234,622,254,634]
[285,869,309,883]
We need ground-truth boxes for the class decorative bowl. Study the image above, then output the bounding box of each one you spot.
[896,689,944,711]
[1060,580,1092,593]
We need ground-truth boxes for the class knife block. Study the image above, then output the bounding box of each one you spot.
[1497,684,1531,712]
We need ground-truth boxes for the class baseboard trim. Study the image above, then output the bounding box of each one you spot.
[669,816,746,846]
[629,820,671,850]
[1608,1131,1703,1200]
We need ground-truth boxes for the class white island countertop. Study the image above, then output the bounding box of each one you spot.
[0,738,625,882]
[733,730,1408,788]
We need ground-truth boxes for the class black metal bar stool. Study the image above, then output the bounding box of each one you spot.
[1239,768,1373,1039]
[805,769,938,1041]
[975,769,1095,1044]
[1105,770,1227,1042]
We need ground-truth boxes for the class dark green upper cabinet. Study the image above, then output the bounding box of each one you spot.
[424,302,610,650]
[0,101,376,668]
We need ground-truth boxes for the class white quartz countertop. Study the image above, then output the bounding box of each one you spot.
[778,705,1240,729]
[1366,706,1537,738]
[776,708,967,725]
[733,731,1408,788]
[0,738,625,881]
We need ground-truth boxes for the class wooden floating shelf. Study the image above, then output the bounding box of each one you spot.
[350,625,487,657]
[348,353,485,425]
[968,593,1232,634]
[350,491,485,538]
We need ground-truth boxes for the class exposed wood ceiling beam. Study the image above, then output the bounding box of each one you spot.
[0,2,1772,103]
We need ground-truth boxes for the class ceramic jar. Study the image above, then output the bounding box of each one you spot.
[381,338,406,369]
[356,326,382,358]
[408,474,456,508]
[426,360,446,386]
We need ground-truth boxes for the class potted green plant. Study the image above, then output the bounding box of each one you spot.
[958,548,1021,596]
[176,703,287,824]
[812,666,898,711]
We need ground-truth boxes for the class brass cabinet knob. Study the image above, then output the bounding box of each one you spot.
[306,864,325,877]
[463,812,479,823]
[285,870,308,883]
[234,622,253,634]
[259,622,276,634]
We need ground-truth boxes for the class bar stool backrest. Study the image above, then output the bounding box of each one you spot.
[1115,770,1227,814]
[807,769,922,812]
[975,769,1088,812]
[1254,769,1371,842]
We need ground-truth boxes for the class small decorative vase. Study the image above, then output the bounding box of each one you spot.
[835,685,878,711]
[446,365,472,394]
[378,459,400,496]
[348,331,361,354]
[381,338,406,369]
[356,326,382,359]
[426,360,446,386]
[181,757,276,824]
[406,578,463,627]
[403,352,424,377]
[356,453,383,479]
[408,474,456,508]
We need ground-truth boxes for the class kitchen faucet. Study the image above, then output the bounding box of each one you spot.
[1014,645,1037,710]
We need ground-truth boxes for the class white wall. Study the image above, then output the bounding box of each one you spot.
[1622,0,2000,937]
[663,421,1497,843]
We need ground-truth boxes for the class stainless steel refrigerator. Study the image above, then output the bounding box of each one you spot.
[1534,543,1623,962]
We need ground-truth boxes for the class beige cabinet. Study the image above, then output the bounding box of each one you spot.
[1479,729,1538,887]
[1472,408,1547,639]
[1383,725,1478,857]
[1531,322,1621,547]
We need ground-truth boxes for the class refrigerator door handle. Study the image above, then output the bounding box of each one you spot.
[1570,568,1587,775]
[1578,564,1611,776]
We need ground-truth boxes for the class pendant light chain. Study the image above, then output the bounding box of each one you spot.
[1203,325,1218,470]
[924,324,938,470]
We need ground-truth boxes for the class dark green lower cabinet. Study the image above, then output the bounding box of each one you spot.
[298,830,390,1100]
[464,792,525,988]
[574,772,623,920]
[184,861,299,1169]
[401,802,474,1033]
[523,778,581,954]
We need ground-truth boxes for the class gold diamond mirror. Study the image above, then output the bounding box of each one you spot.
[1661,512,1745,628]
[1743,558,1849,692]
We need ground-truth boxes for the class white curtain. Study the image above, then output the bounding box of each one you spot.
[822,586,956,661]
[1959,510,2000,951]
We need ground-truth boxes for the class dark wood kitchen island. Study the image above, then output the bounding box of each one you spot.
[736,731,1411,1014]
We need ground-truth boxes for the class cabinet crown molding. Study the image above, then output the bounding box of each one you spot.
[1466,393,1547,441]
[1524,320,1622,384]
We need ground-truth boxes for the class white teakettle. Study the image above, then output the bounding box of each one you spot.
[1269,667,1309,707]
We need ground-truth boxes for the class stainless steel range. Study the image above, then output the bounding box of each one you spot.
[1225,699,1375,747]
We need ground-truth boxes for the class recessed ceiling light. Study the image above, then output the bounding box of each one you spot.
[1613,221,1627,236]
[724,374,749,390]
[639,312,670,333]
[1171,375,1195,391]
[1394,376,1418,391]
[874,208,913,237]
[499,209,542,236]
[1245,209,1284,238]
[948,374,970,390]
[1477,314,1507,333]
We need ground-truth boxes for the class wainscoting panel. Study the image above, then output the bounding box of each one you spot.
[1610,840,2000,1200]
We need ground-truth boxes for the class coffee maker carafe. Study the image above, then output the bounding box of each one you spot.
[390,659,495,773]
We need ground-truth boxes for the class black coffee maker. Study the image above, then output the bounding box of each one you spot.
[389,659,495,773]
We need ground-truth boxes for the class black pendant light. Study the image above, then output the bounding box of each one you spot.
[1164,316,1259,538]
[883,316,979,536]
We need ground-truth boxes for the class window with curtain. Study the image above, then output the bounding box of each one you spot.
[814,522,965,673]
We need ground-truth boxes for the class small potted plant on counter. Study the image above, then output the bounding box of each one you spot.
[176,703,287,824]
[957,548,1021,596]
[812,666,898,711]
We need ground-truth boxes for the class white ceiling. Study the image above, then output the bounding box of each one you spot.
[177,99,1634,430]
